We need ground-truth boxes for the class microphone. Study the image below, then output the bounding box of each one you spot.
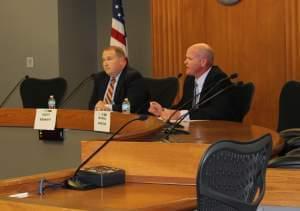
[60,73,96,108]
[176,73,183,79]
[0,75,29,108]
[64,114,148,190]
[199,73,237,102]
[164,82,240,139]
[165,73,238,124]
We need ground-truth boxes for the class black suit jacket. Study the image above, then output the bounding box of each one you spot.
[88,66,148,113]
[174,66,236,121]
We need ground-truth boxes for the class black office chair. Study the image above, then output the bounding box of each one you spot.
[271,81,300,155]
[20,77,67,108]
[278,81,300,132]
[231,82,255,122]
[197,134,272,211]
[144,77,179,108]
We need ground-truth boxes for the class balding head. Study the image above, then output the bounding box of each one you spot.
[189,43,214,66]
[184,43,214,78]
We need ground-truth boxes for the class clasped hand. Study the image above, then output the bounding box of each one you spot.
[95,100,111,111]
[148,101,180,121]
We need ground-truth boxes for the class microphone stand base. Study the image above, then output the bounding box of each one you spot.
[39,129,64,141]
[164,128,190,135]
[64,166,125,190]
[170,128,190,135]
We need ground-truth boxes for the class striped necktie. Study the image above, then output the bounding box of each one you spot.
[192,82,199,107]
[104,77,116,104]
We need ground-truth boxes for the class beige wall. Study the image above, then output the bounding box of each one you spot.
[0,0,152,179]
[0,0,151,108]
[0,0,60,107]
[58,0,97,109]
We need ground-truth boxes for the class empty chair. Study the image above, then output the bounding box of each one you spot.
[231,82,255,122]
[278,81,300,132]
[268,153,300,168]
[197,134,272,211]
[20,77,67,108]
[144,76,179,108]
[272,81,300,155]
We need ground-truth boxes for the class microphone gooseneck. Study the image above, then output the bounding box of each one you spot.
[0,75,29,108]
[164,81,239,139]
[60,73,96,108]
[194,73,238,106]
[70,114,148,179]
[164,73,238,124]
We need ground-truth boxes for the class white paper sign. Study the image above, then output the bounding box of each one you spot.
[94,111,111,132]
[34,109,57,130]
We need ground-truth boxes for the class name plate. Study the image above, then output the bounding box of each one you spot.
[94,111,111,133]
[34,109,57,130]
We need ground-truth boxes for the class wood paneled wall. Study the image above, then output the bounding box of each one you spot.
[151,0,300,129]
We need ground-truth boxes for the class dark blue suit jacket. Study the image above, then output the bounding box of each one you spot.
[174,66,237,121]
[88,66,148,113]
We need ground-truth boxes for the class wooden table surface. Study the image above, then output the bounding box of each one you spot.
[1,168,300,210]
[126,120,283,155]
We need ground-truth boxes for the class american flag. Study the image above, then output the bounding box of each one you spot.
[110,0,128,56]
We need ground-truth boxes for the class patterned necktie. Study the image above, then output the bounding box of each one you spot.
[104,77,116,104]
[192,82,199,107]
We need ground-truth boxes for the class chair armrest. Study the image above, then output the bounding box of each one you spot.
[280,128,300,140]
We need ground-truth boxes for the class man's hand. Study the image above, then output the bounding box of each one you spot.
[95,100,110,111]
[148,101,163,117]
[160,108,181,121]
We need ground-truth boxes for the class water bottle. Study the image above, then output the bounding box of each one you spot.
[122,98,130,114]
[48,95,56,109]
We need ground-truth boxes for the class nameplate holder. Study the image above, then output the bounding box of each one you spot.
[34,109,57,130]
[94,111,111,133]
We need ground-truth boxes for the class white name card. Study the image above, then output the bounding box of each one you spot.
[34,109,57,130]
[94,111,111,133]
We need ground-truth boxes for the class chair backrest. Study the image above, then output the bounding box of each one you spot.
[143,77,179,107]
[278,81,300,132]
[231,82,255,122]
[196,134,272,211]
[20,77,67,108]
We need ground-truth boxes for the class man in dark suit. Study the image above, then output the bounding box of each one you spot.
[148,43,236,121]
[89,46,147,113]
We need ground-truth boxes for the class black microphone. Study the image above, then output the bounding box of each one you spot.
[0,75,29,108]
[164,82,240,139]
[176,73,183,79]
[199,73,238,102]
[64,114,148,190]
[165,73,238,124]
[60,73,96,108]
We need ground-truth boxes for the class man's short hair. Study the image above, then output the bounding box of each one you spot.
[193,43,214,65]
[103,46,126,58]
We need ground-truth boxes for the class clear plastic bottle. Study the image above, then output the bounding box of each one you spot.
[48,95,56,109]
[121,98,130,114]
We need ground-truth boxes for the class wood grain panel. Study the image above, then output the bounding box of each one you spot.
[151,0,300,129]
[81,141,208,180]
[285,0,300,80]
[151,0,183,78]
